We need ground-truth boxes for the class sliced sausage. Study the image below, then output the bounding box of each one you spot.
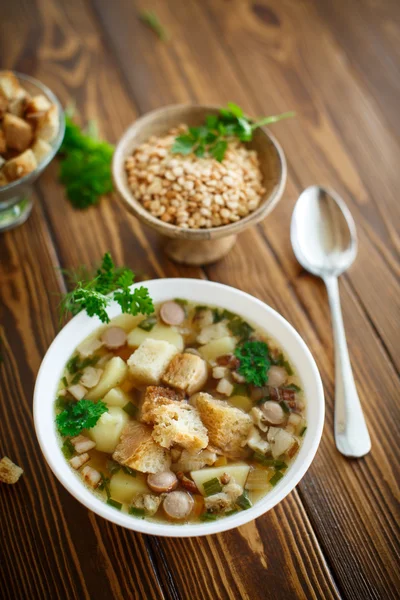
[267,366,287,387]
[101,326,127,349]
[260,401,286,425]
[163,490,194,520]
[160,301,185,326]
[147,471,178,494]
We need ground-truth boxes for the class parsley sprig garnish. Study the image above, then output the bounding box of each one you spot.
[60,252,154,324]
[235,340,271,387]
[59,115,114,209]
[171,103,294,162]
[56,399,108,437]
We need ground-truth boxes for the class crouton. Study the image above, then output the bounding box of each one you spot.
[0,456,23,484]
[0,91,8,118]
[0,72,25,101]
[127,338,178,386]
[36,104,59,142]
[161,353,208,395]
[3,149,37,181]
[194,393,252,458]
[25,94,51,119]
[113,421,171,473]
[141,385,184,424]
[0,129,6,154]
[30,138,52,164]
[3,113,33,152]
[151,402,209,452]
[8,94,28,118]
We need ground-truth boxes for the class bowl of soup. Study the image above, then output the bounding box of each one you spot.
[34,279,324,536]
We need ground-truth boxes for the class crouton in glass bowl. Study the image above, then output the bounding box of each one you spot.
[0,72,65,231]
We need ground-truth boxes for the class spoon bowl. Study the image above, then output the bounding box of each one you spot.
[291,186,357,277]
[291,185,371,458]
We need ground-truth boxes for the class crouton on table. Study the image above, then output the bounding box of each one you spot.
[25,94,52,120]
[0,456,23,484]
[127,338,178,386]
[31,138,52,164]
[3,149,37,181]
[3,113,32,152]
[35,104,59,142]
[113,421,171,473]
[161,352,208,395]
[0,71,25,101]
[194,393,252,458]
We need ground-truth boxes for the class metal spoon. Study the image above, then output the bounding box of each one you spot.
[291,186,371,457]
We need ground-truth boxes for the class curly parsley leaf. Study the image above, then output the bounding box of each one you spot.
[171,104,294,162]
[59,115,114,209]
[235,341,271,387]
[56,399,108,437]
[59,252,154,323]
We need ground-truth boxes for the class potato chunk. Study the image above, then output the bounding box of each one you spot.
[109,471,149,503]
[190,465,250,496]
[127,323,184,351]
[85,356,128,400]
[88,406,129,453]
[199,336,236,362]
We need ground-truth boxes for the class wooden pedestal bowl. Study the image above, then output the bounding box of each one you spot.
[112,104,287,265]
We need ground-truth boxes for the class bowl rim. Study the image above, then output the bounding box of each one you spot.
[0,70,65,193]
[112,103,287,240]
[33,278,324,537]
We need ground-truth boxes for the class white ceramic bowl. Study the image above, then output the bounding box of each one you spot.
[34,279,324,537]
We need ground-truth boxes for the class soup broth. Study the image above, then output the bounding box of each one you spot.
[55,301,307,524]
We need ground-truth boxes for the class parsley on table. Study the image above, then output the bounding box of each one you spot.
[139,10,169,41]
[59,115,114,209]
[171,103,294,162]
[235,340,271,387]
[59,252,154,324]
[56,399,108,437]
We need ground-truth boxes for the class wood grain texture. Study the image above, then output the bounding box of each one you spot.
[0,0,399,599]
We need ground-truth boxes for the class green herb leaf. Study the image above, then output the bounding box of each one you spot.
[300,426,307,437]
[227,317,254,342]
[59,252,154,324]
[225,509,239,516]
[56,399,108,437]
[171,135,195,155]
[235,341,270,387]
[122,466,137,477]
[203,477,223,496]
[279,400,290,414]
[106,460,121,475]
[236,490,252,510]
[283,383,301,392]
[139,10,169,41]
[227,102,244,118]
[270,351,294,376]
[209,140,227,162]
[99,472,111,499]
[59,116,114,209]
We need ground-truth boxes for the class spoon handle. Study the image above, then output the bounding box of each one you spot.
[324,276,371,457]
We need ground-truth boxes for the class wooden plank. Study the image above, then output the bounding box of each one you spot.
[91,0,400,599]
[0,201,165,600]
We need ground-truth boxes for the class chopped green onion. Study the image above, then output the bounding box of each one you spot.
[252,452,287,470]
[67,355,80,374]
[122,465,137,477]
[283,383,301,392]
[200,512,218,521]
[300,426,307,437]
[99,473,111,498]
[225,509,238,516]
[174,298,188,306]
[138,316,157,331]
[273,460,288,471]
[71,371,82,385]
[129,507,145,517]
[236,490,252,510]
[106,460,121,475]
[107,498,122,510]
[62,376,68,387]
[56,396,68,411]
[80,355,100,369]
[123,402,138,418]
[228,317,254,342]
[195,305,208,313]
[61,439,75,459]
[280,400,290,414]
[269,471,284,487]
[232,383,248,396]
[270,352,293,376]
[203,477,223,496]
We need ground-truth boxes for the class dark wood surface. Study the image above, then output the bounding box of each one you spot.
[1,1,399,599]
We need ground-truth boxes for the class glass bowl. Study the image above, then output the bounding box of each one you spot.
[0,72,65,231]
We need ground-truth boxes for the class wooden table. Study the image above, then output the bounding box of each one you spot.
[1,1,399,598]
